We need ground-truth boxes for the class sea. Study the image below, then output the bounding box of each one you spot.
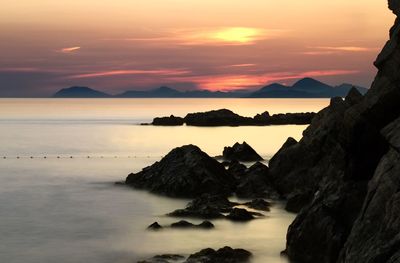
[0,98,329,263]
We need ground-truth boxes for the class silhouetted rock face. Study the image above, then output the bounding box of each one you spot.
[223,142,263,162]
[184,109,253,126]
[185,247,252,263]
[152,115,184,126]
[125,145,234,197]
[270,2,400,262]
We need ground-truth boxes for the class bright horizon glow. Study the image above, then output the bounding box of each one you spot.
[0,0,395,96]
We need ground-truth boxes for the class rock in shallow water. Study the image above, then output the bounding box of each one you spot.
[125,145,234,198]
[223,142,263,162]
[185,246,252,263]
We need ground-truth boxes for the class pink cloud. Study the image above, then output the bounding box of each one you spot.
[67,69,191,79]
[60,47,81,53]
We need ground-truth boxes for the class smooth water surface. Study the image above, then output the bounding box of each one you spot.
[0,98,329,263]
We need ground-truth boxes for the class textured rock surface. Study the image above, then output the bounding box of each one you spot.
[269,2,400,262]
[185,246,252,263]
[223,142,263,161]
[184,109,253,126]
[126,145,233,197]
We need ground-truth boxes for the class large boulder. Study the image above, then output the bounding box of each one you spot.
[270,2,400,262]
[126,145,234,197]
[185,247,252,263]
[223,142,263,162]
[184,109,253,126]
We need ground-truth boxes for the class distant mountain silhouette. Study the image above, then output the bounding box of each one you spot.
[248,78,368,98]
[52,78,368,98]
[53,86,111,98]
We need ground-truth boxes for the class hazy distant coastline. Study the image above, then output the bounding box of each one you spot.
[52,77,368,99]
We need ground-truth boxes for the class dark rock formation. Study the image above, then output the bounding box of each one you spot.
[147,222,163,230]
[223,142,263,161]
[184,109,253,126]
[235,162,278,198]
[226,160,247,178]
[269,2,400,262]
[152,115,184,126]
[126,145,234,198]
[138,254,185,263]
[284,191,313,213]
[185,246,252,263]
[170,220,215,229]
[150,109,316,126]
[168,194,237,219]
[244,199,271,211]
[226,208,257,221]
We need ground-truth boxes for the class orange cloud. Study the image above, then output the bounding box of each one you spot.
[60,47,81,53]
[67,69,190,79]
[225,64,257,68]
[109,27,282,46]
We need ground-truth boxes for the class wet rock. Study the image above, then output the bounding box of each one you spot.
[138,254,185,263]
[244,199,271,211]
[226,208,258,221]
[126,145,234,198]
[185,246,252,263]
[223,142,263,162]
[169,220,214,229]
[235,162,278,198]
[152,115,184,126]
[147,222,163,230]
[184,109,253,126]
[168,194,237,219]
[226,160,247,179]
[170,220,195,228]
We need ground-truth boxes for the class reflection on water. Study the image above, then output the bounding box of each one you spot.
[0,99,327,263]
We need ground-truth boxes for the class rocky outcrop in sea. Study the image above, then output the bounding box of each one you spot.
[268,1,400,262]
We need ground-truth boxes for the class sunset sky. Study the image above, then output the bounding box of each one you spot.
[0,0,395,97]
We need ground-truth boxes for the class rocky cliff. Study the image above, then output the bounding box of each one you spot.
[269,1,400,262]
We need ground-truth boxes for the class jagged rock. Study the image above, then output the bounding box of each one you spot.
[284,191,314,213]
[223,142,263,162]
[168,194,237,219]
[147,222,163,230]
[226,208,257,221]
[184,109,253,126]
[185,246,252,263]
[138,254,185,263]
[126,145,234,198]
[266,112,316,125]
[269,2,400,262]
[244,199,271,211]
[345,87,363,105]
[152,115,184,126]
[235,162,277,198]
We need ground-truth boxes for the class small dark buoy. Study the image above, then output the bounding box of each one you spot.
[57,156,60,159]
[44,156,47,159]
[17,156,20,159]
[3,157,6,159]
[70,156,73,158]
[30,156,33,159]
[87,156,90,158]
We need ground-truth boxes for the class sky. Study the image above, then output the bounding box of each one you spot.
[0,0,395,97]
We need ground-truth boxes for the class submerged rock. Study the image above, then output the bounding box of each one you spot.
[138,254,185,263]
[223,142,263,162]
[226,208,258,221]
[168,194,237,219]
[185,246,252,263]
[244,199,271,211]
[126,145,234,198]
[147,222,163,230]
[170,220,214,229]
[152,115,184,126]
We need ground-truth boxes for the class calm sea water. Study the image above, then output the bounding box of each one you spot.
[0,98,328,263]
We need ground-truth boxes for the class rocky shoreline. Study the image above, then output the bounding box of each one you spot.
[126,2,400,262]
[148,109,316,126]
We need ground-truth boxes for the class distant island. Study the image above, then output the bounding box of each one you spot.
[52,77,368,98]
